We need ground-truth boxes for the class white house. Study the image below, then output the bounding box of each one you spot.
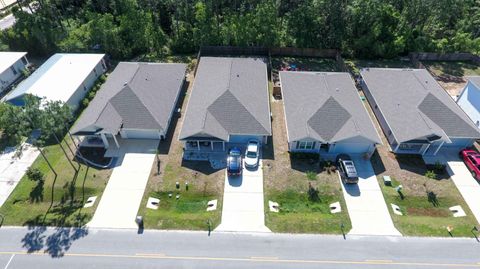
[457,76,480,128]
[71,62,187,148]
[2,53,106,110]
[360,68,480,155]
[280,71,381,158]
[0,52,29,93]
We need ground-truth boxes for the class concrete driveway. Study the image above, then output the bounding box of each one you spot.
[216,161,270,232]
[0,143,39,207]
[341,157,401,236]
[424,149,480,225]
[87,139,158,229]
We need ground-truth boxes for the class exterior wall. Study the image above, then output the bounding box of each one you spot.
[288,140,320,153]
[0,57,28,92]
[457,81,480,127]
[120,129,162,139]
[446,138,475,148]
[360,79,396,146]
[229,135,265,144]
[66,60,106,111]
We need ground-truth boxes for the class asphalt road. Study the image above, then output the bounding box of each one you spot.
[0,227,479,268]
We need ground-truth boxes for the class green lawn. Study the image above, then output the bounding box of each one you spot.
[0,137,111,227]
[378,176,479,237]
[265,187,351,234]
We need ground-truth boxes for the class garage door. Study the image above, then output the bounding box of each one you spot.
[120,129,160,139]
[331,143,372,155]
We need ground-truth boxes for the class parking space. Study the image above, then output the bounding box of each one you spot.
[340,156,401,236]
[216,161,270,232]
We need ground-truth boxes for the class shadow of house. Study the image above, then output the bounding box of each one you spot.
[369,150,386,175]
[289,153,321,173]
[181,159,223,176]
[397,154,449,180]
[157,80,190,155]
[227,174,243,187]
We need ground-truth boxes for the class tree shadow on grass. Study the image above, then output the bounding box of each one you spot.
[29,180,44,203]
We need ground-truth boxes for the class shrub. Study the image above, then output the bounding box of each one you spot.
[425,170,436,179]
[26,167,44,182]
[306,171,317,180]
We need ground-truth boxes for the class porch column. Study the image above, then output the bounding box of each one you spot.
[421,143,430,156]
[211,142,214,151]
[100,133,109,148]
[222,141,225,151]
[394,143,400,152]
[197,140,200,151]
[112,134,120,148]
[433,140,445,156]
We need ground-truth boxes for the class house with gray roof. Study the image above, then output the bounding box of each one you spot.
[280,71,381,158]
[360,68,480,155]
[456,76,480,129]
[179,57,271,159]
[71,62,187,148]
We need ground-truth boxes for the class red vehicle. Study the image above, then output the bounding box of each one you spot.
[460,149,480,180]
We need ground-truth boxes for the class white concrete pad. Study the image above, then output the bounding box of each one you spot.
[147,197,160,210]
[391,204,403,215]
[84,196,97,208]
[341,157,401,236]
[269,201,279,213]
[88,140,159,229]
[426,150,480,225]
[330,201,341,214]
[0,143,40,207]
[216,161,270,233]
[449,205,466,217]
[207,199,217,211]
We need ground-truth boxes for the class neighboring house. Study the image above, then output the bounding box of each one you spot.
[2,53,106,110]
[280,71,381,158]
[360,68,480,155]
[71,62,187,148]
[456,76,480,128]
[179,57,271,160]
[0,52,28,93]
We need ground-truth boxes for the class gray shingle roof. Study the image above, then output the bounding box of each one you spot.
[71,62,187,135]
[280,71,381,144]
[360,68,480,143]
[468,76,480,89]
[179,57,271,141]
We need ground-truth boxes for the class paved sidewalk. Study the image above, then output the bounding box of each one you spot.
[87,140,158,229]
[0,143,39,207]
[341,157,401,236]
[425,150,480,225]
[216,161,270,232]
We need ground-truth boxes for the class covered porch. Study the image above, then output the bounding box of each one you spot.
[77,132,120,149]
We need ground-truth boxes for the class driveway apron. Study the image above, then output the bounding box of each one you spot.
[216,161,270,232]
[341,157,401,236]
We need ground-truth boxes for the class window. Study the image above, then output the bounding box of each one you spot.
[10,66,17,75]
[21,57,28,65]
[297,141,316,150]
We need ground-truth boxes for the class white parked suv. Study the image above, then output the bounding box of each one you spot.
[244,140,260,169]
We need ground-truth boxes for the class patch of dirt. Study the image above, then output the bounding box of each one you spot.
[407,207,450,217]
[263,96,339,195]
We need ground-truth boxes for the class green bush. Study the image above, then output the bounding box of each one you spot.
[306,171,317,181]
[425,170,436,179]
